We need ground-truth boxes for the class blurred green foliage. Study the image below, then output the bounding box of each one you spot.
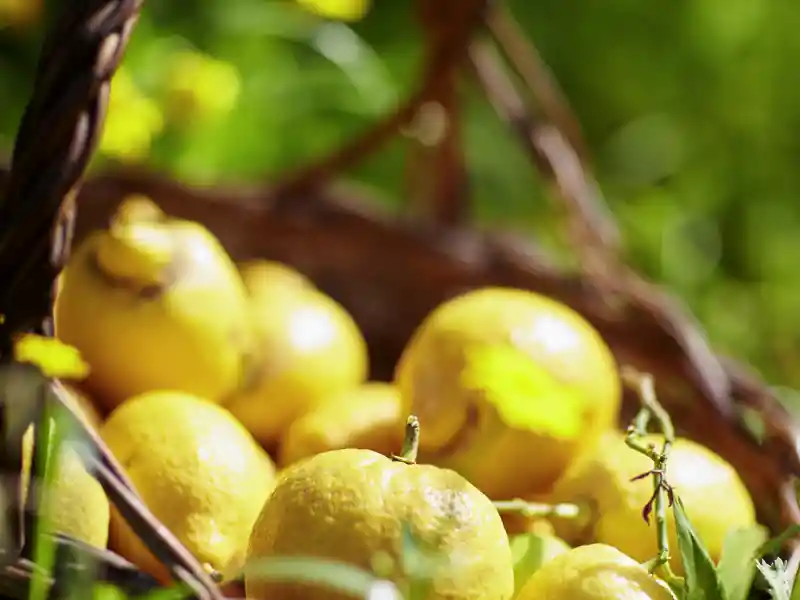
[1,0,800,394]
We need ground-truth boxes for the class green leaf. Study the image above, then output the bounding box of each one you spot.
[673,497,728,600]
[243,555,399,599]
[92,583,128,600]
[460,344,584,439]
[791,565,800,600]
[757,524,800,559]
[509,533,570,596]
[716,525,769,600]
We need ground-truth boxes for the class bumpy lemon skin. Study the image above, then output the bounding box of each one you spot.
[395,287,621,499]
[101,391,276,583]
[549,432,756,575]
[54,219,253,412]
[225,283,369,449]
[516,543,676,600]
[278,382,404,467]
[245,448,514,600]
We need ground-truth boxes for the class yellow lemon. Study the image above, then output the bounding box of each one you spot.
[395,287,621,498]
[237,260,315,299]
[245,431,514,600]
[548,431,756,574]
[54,196,254,411]
[22,424,109,549]
[60,384,104,431]
[225,276,368,449]
[516,543,676,600]
[101,391,276,582]
[278,382,404,467]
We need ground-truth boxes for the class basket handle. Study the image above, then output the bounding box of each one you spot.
[0,2,223,597]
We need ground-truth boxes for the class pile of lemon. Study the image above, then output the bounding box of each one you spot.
[24,195,757,600]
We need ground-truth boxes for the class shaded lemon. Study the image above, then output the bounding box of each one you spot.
[245,427,514,600]
[278,382,404,467]
[516,543,676,600]
[225,277,368,448]
[395,287,621,498]
[60,384,104,431]
[21,424,109,549]
[54,196,253,411]
[237,259,315,299]
[548,431,756,574]
[101,391,276,582]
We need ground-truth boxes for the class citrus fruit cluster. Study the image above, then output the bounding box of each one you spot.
[14,196,762,599]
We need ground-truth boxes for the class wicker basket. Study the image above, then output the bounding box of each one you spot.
[0,0,798,598]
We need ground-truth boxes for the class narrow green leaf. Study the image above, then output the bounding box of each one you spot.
[758,524,800,560]
[790,561,800,600]
[673,497,728,600]
[243,555,394,599]
[716,525,769,600]
[509,533,570,596]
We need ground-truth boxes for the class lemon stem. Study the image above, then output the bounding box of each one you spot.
[492,499,585,520]
[621,367,679,582]
[392,415,420,464]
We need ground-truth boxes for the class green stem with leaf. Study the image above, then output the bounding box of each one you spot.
[622,367,680,583]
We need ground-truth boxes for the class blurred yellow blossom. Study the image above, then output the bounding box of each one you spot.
[163,50,241,125]
[99,68,164,162]
[295,0,371,22]
[0,0,42,29]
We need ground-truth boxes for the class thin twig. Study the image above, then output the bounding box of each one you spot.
[484,4,589,161]
[468,39,621,280]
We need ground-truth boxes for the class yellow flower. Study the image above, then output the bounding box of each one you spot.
[14,334,90,380]
[99,69,164,162]
[295,0,371,22]
[164,50,241,124]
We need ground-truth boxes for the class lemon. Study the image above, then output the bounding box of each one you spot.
[245,441,514,600]
[278,382,404,467]
[225,273,368,448]
[61,384,104,430]
[101,391,276,582]
[54,196,253,411]
[237,260,315,298]
[395,287,621,498]
[516,543,676,600]
[548,431,756,574]
[21,425,110,549]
